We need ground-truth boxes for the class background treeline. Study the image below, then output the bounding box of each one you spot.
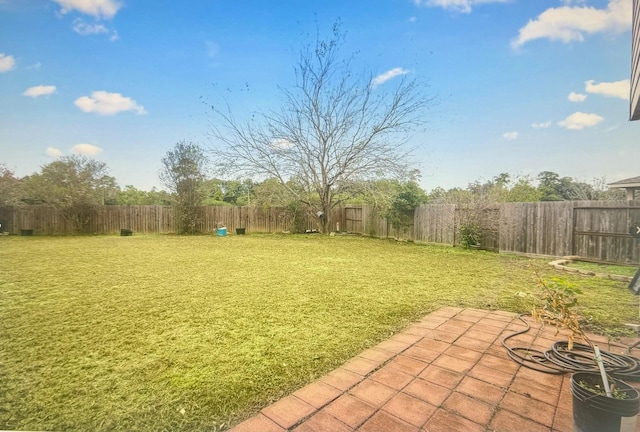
[0,154,624,234]
[0,158,623,210]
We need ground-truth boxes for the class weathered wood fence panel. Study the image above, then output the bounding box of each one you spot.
[0,205,305,235]
[2,205,74,235]
[94,205,175,234]
[498,202,574,257]
[344,206,364,233]
[366,208,391,238]
[341,205,396,238]
[572,201,640,264]
[414,204,455,246]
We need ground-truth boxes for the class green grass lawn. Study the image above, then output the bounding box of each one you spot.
[1,234,638,431]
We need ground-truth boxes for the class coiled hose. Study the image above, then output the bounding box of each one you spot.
[502,315,640,381]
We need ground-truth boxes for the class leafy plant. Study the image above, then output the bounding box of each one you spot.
[384,181,428,237]
[285,201,308,233]
[458,222,482,249]
[531,276,589,350]
[159,141,209,234]
[578,380,629,400]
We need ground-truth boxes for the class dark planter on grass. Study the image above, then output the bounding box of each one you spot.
[120,229,133,236]
[21,229,33,236]
[236,228,246,235]
[571,372,640,432]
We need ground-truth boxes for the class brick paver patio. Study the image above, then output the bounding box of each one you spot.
[229,307,640,432]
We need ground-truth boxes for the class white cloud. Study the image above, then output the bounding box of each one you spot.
[531,121,552,129]
[585,79,630,100]
[409,16,417,23]
[512,0,631,47]
[206,41,219,59]
[557,112,604,130]
[72,18,108,35]
[23,85,57,97]
[71,143,103,155]
[53,0,121,19]
[0,53,16,72]
[371,67,410,87]
[27,62,42,70]
[502,131,519,140]
[270,138,293,150]
[412,0,509,13]
[568,92,587,102]
[74,91,147,115]
[46,147,63,157]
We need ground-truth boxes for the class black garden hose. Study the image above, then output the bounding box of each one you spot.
[502,314,640,381]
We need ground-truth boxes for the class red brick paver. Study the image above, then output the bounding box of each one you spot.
[358,411,418,432]
[442,391,495,425]
[382,392,435,427]
[292,411,351,432]
[260,395,315,429]
[319,367,362,391]
[423,408,486,432]
[490,408,551,432]
[230,414,284,432]
[293,381,342,409]
[349,379,397,407]
[323,394,376,429]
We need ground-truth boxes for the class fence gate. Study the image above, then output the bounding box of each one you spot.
[572,205,640,265]
[345,206,363,233]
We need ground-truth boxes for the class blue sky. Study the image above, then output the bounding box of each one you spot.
[0,0,637,192]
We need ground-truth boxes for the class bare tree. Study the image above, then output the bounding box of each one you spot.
[210,23,432,232]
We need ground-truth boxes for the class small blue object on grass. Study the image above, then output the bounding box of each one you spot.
[217,227,227,236]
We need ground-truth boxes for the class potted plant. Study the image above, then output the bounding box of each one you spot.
[531,276,640,432]
[236,208,246,234]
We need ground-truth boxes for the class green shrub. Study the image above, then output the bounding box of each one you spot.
[459,223,482,248]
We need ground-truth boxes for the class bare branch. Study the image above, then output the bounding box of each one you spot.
[208,23,434,232]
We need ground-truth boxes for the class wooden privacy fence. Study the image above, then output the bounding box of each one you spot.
[2,201,639,264]
[0,204,405,238]
[414,200,640,265]
[0,205,312,236]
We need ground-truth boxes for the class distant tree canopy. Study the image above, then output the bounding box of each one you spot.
[428,171,624,205]
[19,155,117,232]
[209,23,432,233]
[0,164,21,207]
[200,179,255,206]
[384,181,428,234]
[116,185,173,206]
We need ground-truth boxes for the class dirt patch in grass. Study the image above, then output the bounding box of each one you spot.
[1,234,637,430]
